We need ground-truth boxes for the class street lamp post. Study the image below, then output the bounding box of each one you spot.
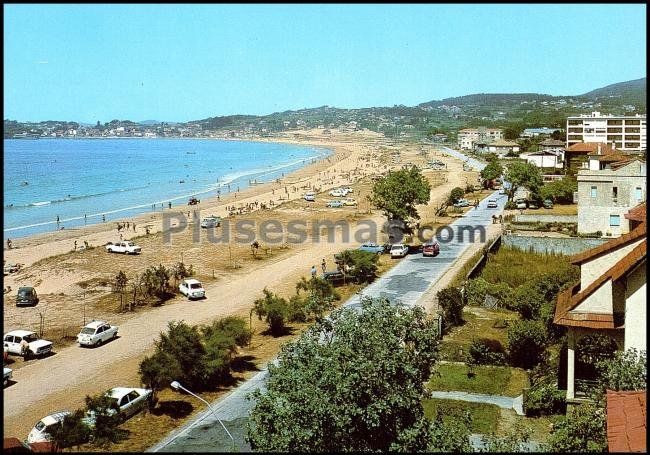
[170,381,237,452]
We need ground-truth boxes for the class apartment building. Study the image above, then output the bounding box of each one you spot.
[576,152,646,236]
[566,112,646,154]
[457,127,503,150]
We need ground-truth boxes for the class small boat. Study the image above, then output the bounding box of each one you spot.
[179,180,185,183]
[21,181,28,186]
[186,151,196,154]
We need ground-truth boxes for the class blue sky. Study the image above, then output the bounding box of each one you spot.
[3,4,647,123]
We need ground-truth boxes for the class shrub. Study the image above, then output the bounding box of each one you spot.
[525,381,566,416]
[504,200,517,210]
[140,264,173,303]
[448,186,465,204]
[437,287,465,330]
[510,284,545,319]
[467,338,507,366]
[85,393,127,447]
[45,409,91,451]
[507,320,547,369]
[465,278,513,309]
[540,301,565,341]
[546,401,607,452]
[287,295,309,323]
[337,249,379,283]
[253,288,290,336]
[205,316,252,347]
[295,276,340,320]
[596,348,647,392]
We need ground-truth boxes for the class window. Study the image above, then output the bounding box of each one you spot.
[590,186,598,198]
[612,187,618,200]
[609,215,621,227]
[636,187,643,201]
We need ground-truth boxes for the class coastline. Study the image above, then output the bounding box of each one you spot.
[3,129,388,268]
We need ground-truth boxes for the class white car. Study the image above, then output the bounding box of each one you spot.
[487,199,498,209]
[27,411,71,444]
[303,192,316,202]
[83,387,153,426]
[105,241,142,254]
[200,216,221,228]
[329,189,345,197]
[343,198,357,206]
[4,367,12,386]
[390,244,409,258]
[3,330,53,358]
[77,321,119,347]
[341,187,353,194]
[179,279,205,300]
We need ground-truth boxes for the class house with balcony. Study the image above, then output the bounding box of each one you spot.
[576,152,646,236]
[457,127,502,150]
[565,142,615,171]
[566,112,646,154]
[554,223,646,402]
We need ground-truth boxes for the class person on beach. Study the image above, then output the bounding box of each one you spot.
[102,214,106,222]
[321,258,326,273]
[84,214,87,224]
[133,223,136,232]
[74,240,77,250]
[168,201,172,209]
[6,238,12,249]
[311,265,317,278]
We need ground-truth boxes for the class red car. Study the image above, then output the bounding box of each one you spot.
[422,240,440,257]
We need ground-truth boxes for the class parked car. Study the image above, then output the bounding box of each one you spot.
[515,199,527,209]
[3,330,53,359]
[422,240,440,257]
[390,244,409,258]
[499,188,507,195]
[329,189,345,197]
[543,199,554,209]
[326,200,344,208]
[83,387,153,426]
[341,187,353,194]
[16,287,39,307]
[453,198,470,208]
[200,215,221,228]
[343,198,357,206]
[77,321,118,348]
[4,367,12,386]
[179,279,205,300]
[486,199,498,209]
[358,243,385,254]
[27,411,71,444]
[528,201,540,209]
[321,270,345,286]
[105,241,142,255]
[303,192,315,202]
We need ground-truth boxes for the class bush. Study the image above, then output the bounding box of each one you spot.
[437,287,465,330]
[448,186,465,204]
[295,276,340,320]
[205,316,251,347]
[525,381,566,416]
[504,200,517,210]
[510,284,545,319]
[507,320,547,369]
[253,288,290,336]
[467,338,507,366]
[465,278,513,309]
[287,295,309,323]
[337,249,379,283]
[85,393,127,447]
[546,401,607,452]
[45,409,91,451]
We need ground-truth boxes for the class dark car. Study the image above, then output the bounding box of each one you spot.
[16,287,39,307]
[543,199,554,209]
[422,241,440,257]
[321,271,346,286]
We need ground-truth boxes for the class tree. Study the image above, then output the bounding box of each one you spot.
[371,165,431,226]
[447,187,465,205]
[170,262,193,287]
[141,264,172,303]
[253,288,290,336]
[504,161,543,200]
[479,160,503,188]
[295,276,340,321]
[45,409,91,451]
[426,408,473,452]
[436,286,465,330]
[510,283,545,320]
[596,348,646,392]
[246,297,439,452]
[539,177,577,204]
[139,350,179,403]
[154,320,208,390]
[551,129,566,141]
[507,320,547,369]
[336,249,379,284]
[113,271,128,311]
[546,401,607,452]
[85,392,126,447]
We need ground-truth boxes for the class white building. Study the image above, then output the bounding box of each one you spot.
[520,150,564,169]
[520,127,561,138]
[576,153,646,236]
[457,127,503,150]
[566,112,646,154]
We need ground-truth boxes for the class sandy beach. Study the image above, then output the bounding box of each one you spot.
[3,129,479,439]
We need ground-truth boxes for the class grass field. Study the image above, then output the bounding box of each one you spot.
[427,363,528,397]
[422,398,500,434]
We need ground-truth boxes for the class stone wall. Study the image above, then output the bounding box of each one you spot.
[502,234,608,256]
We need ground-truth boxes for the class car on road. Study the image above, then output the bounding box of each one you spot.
[515,199,527,209]
[16,286,39,307]
[422,240,440,257]
[83,387,153,426]
[358,243,385,254]
[326,200,343,208]
[4,366,12,386]
[543,199,554,209]
[77,320,118,347]
[321,270,345,286]
[179,279,206,300]
[453,198,470,208]
[200,215,221,228]
[499,188,507,195]
[3,330,53,359]
[27,411,71,444]
[105,241,142,255]
[303,192,316,202]
[343,198,357,206]
[390,244,409,258]
[329,189,345,197]
[487,199,498,209]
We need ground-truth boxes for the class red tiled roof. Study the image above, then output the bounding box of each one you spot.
[626,203,647,223]
[607,390,647,453]
[554,240,647,328]
[567,142,615,154]
[570,224,647,265]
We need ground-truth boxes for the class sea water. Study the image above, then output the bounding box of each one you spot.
[3,138,329,239]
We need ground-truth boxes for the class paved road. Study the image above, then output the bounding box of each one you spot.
[149,147,507,452]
